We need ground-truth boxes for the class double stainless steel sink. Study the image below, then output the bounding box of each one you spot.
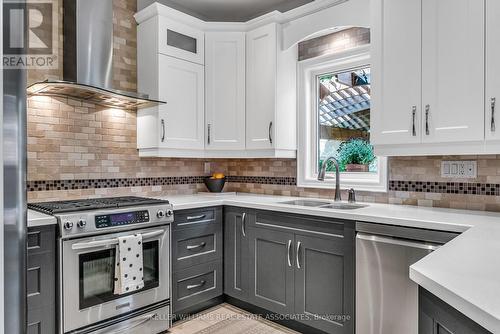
[279,199,368,210]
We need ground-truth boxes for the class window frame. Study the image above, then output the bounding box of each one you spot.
[297,45,388,192]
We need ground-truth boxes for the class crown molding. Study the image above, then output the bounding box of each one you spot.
[134,0,348,32]
[134,3,206,29]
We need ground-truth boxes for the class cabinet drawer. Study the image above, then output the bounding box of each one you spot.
[27,305,56,334]
[27,226,56,312]
[173,207,220,230]
[254,210,345,237]
[27,251,56,310]
[27,226,56,255]
[173,224,222,271]
[173,261,223,313]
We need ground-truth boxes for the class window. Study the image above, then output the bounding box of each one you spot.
[318,66,377,173]
[298,46,388,192]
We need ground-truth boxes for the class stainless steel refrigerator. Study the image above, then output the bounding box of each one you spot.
[3,0,28,333]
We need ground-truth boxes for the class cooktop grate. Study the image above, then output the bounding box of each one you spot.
[28,196,169,215]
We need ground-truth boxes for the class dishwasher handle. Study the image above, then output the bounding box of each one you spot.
[356,232,441,251]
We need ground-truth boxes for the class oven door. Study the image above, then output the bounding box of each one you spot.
[61,225,170,333]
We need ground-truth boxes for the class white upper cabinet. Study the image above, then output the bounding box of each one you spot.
[205,32,246,150]
[136,4,297,158]
[486,0,500,141]
[372,0,487,155]
[137,54,205,152]
[371,0,422,146]
[421,0,485,144]
[246,23,278,150]
[245,23,297,156]
[158,55,205,150]
[136,12,205,156]
[158,16,205,65]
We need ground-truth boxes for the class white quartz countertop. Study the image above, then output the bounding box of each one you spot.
[27,192,500,331]
[28,209,57,228]
[164,193,500,232]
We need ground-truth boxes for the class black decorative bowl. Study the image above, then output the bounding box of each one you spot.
[204,177,226,193]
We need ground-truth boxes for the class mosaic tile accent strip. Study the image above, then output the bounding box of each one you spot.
[27,176,298,192]
[227,176,297,186]
[27,177,206,192]
[29,177,500,196]
[390,180,500,196]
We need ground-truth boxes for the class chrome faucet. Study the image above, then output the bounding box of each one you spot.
[318,156,342,202]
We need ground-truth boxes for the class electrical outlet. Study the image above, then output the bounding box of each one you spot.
[441,161,477,178]
[204,162,211,174]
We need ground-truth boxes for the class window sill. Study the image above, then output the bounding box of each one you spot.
[297,175,388,193]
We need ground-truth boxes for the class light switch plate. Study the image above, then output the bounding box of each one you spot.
[441,161,477,178]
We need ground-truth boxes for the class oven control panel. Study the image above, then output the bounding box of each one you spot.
[95,210,150,229]
[57,203,174,238]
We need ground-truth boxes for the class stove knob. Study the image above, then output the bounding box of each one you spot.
[166,209,173,217]
[157,210,165,218]
[77,219,87,228]
[64,221,74,230]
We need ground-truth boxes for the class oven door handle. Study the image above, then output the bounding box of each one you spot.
[71,230,165,250]
[106,312,158,334]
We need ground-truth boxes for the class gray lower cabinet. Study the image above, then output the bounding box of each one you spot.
[172,260,223,312]
[27,225,57,334]
[173,222,222,271]
[248,226,295,316]
[243,210,355,334]
[172,207,223,314]
[223,207,250,300]
[295,233,354,334]
[419,288,491,334]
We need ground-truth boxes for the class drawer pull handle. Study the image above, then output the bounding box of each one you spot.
[296,241,302,269]
[186,242,206,250]
[186,214,206,221]
[72,230,164,250]
[187,280,206,290]
[269,121,273,144]
[425,105,430,136]
[411,106,417,136]
[491,97,496,132]
[207,123,211,145]
[161,119,166,142]
[287,240,292,267]
[241,212,247,237]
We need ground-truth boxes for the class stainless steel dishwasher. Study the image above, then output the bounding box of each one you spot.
[355,222,459,334]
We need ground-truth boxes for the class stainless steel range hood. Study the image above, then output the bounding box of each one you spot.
[27,0,165,110]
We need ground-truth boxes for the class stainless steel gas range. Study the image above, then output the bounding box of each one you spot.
[29,196,174,334]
